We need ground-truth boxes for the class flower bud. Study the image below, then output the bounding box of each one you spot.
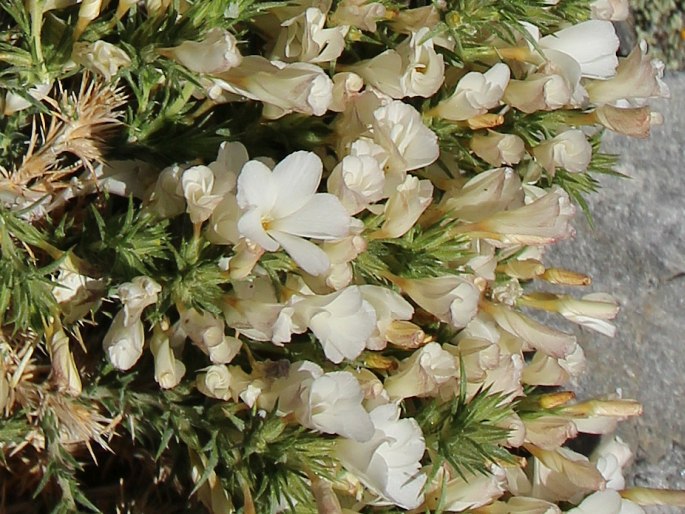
[471,131,526,166]
[103,310,145,371]
[181,165,224,224]
[150,323,186,389]
[533,130,592,175]
[196,364,233,401]
[72,41,131,81]
[162,28,242,74]
[47,322,82,396]
[384,342,457,399]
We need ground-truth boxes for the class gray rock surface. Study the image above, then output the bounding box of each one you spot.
[547,73,685,512]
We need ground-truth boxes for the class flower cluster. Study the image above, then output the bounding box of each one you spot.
[0,0,680,512]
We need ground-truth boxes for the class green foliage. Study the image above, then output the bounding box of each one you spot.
[78,197,172,282]
[417,381,517,480]
[0,207,61,332]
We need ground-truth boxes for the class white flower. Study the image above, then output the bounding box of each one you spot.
[433,63,510,121]
[384,342,457,399]
[533,130,592,175]
[556,293,620,337]
[328,139,387,214]
[330,0,386,32]
[181,165,224,224]
[590,0,629,21]
[163,28,242,73]
[236,151,353,276]
[374,176,433,239]
[118,276,162,326]
[150,324,185,389]
[586,41,669,105]
[102,310,145,371]
[278,363,374,441]
[330,72,364,112]
[4,82,52,115]
[148,164,187,218]
[504,73,573,113]
[196,365,234,401]
[425,465,507,511]
[539,20,619,79]
[52,264,105,323]
[72,41,131,80]
[591,436,633,490]
[180,308,242,364]
[336,403,426,509]
[47,324,82,396]
[290,286,378,363]
[394,275,480,329]
[358,285,414,350]
[216,56,334,119]
[567,490,645,514]
[471,131,526,166]
[272,7,348,63]
[371,101,439,185]
[353,28,444,99]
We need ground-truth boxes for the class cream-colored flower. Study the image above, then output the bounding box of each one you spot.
[163,28,242,73]
[327,138,387,214]
[286,286,378,363]
[504,73,572,113]
[533,130,592,175]
[72,41,131,80]
[394,275,480,329]
[471,131,526,166]
[150,323,185,389]
[567,490,645,514]
[147,164,187,218]
[196,365,234,401]
[330,0,386,31]
[373,176,433,239]
[330,72,364,112]
[216,56,334,119]
[118,276,161,326]
[4,82,52,115]
[371,100,439,184]
[181,309,242,364]
[425,465,507,511]
[384,342,457,400]
[236,151,352,276]
[278,362,374,441]
[539,20,619,79]
[336,403,426,509]
[102,310,145,371]
[47,324,82,396]
[590,0,630,21]
[180,165,224,224]
[272,7,348,63]
[586,41,669,105]
[358,285,414,351]
[433,63,510,121]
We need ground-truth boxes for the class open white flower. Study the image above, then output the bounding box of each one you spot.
[384,342,457,399]
[336,403,426,509]
[236,151,353,276]
[539,20,619,79]
[72,40,131,80]
[359,285,414,350]
[374,176,434,239]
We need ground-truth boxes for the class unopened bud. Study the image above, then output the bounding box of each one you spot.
[385,320,426,349]
[620,487,685,507]
[541,267,592,285]
[563,399,643,418]
[497,259,545,280]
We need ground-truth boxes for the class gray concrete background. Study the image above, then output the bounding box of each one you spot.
[547,73,685,512]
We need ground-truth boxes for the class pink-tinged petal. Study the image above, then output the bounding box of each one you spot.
[270,231,330,276]
[236,160,277,211]
[237,209,279,251]
[272,193,351,240]
[271,151,323,218]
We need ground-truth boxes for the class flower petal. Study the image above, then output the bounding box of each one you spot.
[272,193,351,240]
[271,231,330,276]
[237,209,279,251]
[236,160,277,211]
[271,151,323,217]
